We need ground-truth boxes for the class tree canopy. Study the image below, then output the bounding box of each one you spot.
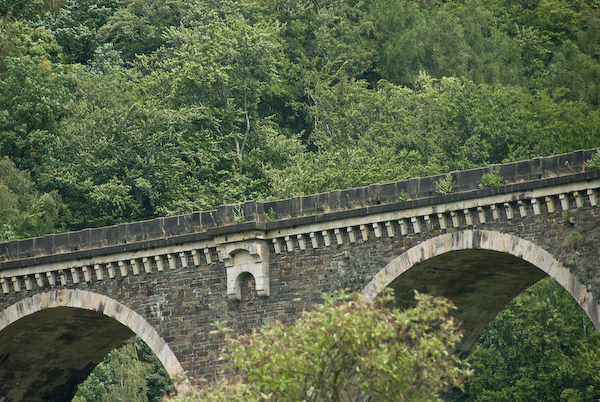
[167,290,471,402]
[2,0,600,400]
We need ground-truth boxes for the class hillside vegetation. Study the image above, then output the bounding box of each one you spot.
[1,0,600,400]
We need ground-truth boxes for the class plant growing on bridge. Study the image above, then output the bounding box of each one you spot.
[232,204,245,224]
[264,207,276,222]
[397,190,410,202]
[479,170,503,188]
[436,173,455,195]
[166,290,471,402]
[585,149,600,170]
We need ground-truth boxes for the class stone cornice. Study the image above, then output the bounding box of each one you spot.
[1,149,599,271]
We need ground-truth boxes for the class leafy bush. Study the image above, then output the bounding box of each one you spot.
[436,173,454,195]
[166,290,471,402]
[397,191,409,202]
[585,150,600,170]
[479,170,503,188]
[264,207,276,222]
[232,204,245,223]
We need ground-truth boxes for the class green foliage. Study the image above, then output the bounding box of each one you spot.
[0,20,72,178]
[269,73,600,197]
[369,0,469,86]
[40,0,118,64]
[98,0,192,63]
[74,336,172,402]
[479,170,503,188]
[167,290,471,402]
[450,277,600,401]
[2,0,600,398]
[232,204,245,224]
[0,156,70,238]
[397,191,409,202]
[264,207,276,222]
[0,18,64,70]
[585,149,600,170]
[49,73,214,228]
[145,0,286,162]
[436,173,455,195]
[259,0,375,82]
[0,0,45,20]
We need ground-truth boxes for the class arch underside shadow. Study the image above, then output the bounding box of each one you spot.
[0,290,183,402]
[363,230,599,356]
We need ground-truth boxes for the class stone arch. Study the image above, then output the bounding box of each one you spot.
[362,229,600,352]
[0,289,183,401]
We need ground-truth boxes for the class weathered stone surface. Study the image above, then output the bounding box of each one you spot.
[0,149,600,401]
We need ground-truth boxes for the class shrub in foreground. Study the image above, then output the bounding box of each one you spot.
[165,290,471,402]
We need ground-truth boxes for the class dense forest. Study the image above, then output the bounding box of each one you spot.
[1,0,600,400]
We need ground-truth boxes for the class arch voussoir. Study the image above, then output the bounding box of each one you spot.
[0,289,184,378]
[363,229,600,337]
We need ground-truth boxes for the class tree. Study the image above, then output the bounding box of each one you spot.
[0,17,64,70]
[0,0,45,21]
[129,0,303,204]
[49,72,213,229]
[369,0,470,86]
[0,156,70,239]
[147,0,286,163]
[449,277,600,401]
[40,0,118,64]
[0,21,72,181]
[258,0,375,82]
[166,290,471,402]
[97,0,193,63]
[73,336,172,402]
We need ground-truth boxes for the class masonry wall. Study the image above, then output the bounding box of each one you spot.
[2,148,598,266]
[1,195,599,379]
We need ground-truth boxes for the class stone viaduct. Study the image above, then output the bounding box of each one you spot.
[1,149,600,401]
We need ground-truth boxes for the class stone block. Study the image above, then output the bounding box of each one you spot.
[88,227,108,249]
[355,186,369,205]
[242,201,258,222]
[33,235,54,257]
[52,232,70,254]
[103,225,120,246]
[201,211,216,229]
[0,240,17,262]
[329,190,341,211]
[367,183,381,203]
[16,238,34,259]
[568,149,586,170]
[272,199,290,220]
[499,162,516,183]
[377,182,397,203]
[117,223,128,244]
[543,153,562,174]
[175,215,193,235]
[69,229,90,251]
[255,202,265,221]
[340,188,356,209]
[262,201,278,220]
[301,194,318,216]
[190,212,202,232]
[456,168,483,193]
[163,217,180,237]
[418,175,438,197]
[315,192,331,214]
[289,196,302,218]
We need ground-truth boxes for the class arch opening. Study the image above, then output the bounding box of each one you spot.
[0,290,183,402]
[236,271,258,300]
[362,230,599,355]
